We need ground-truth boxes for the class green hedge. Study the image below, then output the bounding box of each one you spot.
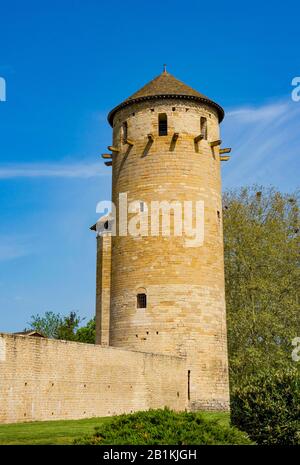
[231,368,300,445]
[74,408,253,445]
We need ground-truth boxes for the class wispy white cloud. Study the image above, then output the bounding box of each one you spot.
[0,161,108,179]
[226,102,287,122]
[0,235,34,262]
[221,98,300,191]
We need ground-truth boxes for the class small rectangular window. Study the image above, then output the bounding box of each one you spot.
[159,113,168,136]
[122,121,128,143]
[200,117,207,140]
[137,293,147,308]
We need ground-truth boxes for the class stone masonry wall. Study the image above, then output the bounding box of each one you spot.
[0,333,186,424]
[95,234,111,345]
[108,98,230,411]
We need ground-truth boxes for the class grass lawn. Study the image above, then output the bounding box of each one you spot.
[0,417,112,445]
[0,412,230,445]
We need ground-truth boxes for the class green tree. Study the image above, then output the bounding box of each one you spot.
[27,311,66,339]
[56,311,81,341]
[231,367,300,445]
[27,311,95,343]
[223,186,300,444]
[223,186,300,383]
[75,317,96,344]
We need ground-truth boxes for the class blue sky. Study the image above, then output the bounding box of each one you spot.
[0,0,299,332]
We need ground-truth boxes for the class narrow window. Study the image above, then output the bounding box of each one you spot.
[158,113,168,136]
[137,293,147,309]
[188,370,191,401]
[140,201,145,212]
[200,117,207,140]
[121,121,128,143]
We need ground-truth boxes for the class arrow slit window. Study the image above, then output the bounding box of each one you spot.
[121,121,128,143]
[158,113,168,136]
[200,117,207,140]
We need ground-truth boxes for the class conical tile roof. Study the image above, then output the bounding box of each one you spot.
[108,71,224,125]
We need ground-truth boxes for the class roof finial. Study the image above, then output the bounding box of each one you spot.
[163,64,167,74]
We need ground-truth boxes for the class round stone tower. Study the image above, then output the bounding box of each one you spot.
[105,69,229,411]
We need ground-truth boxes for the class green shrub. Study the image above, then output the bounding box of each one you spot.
[231,368,300,445]
[74,408,253,445]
